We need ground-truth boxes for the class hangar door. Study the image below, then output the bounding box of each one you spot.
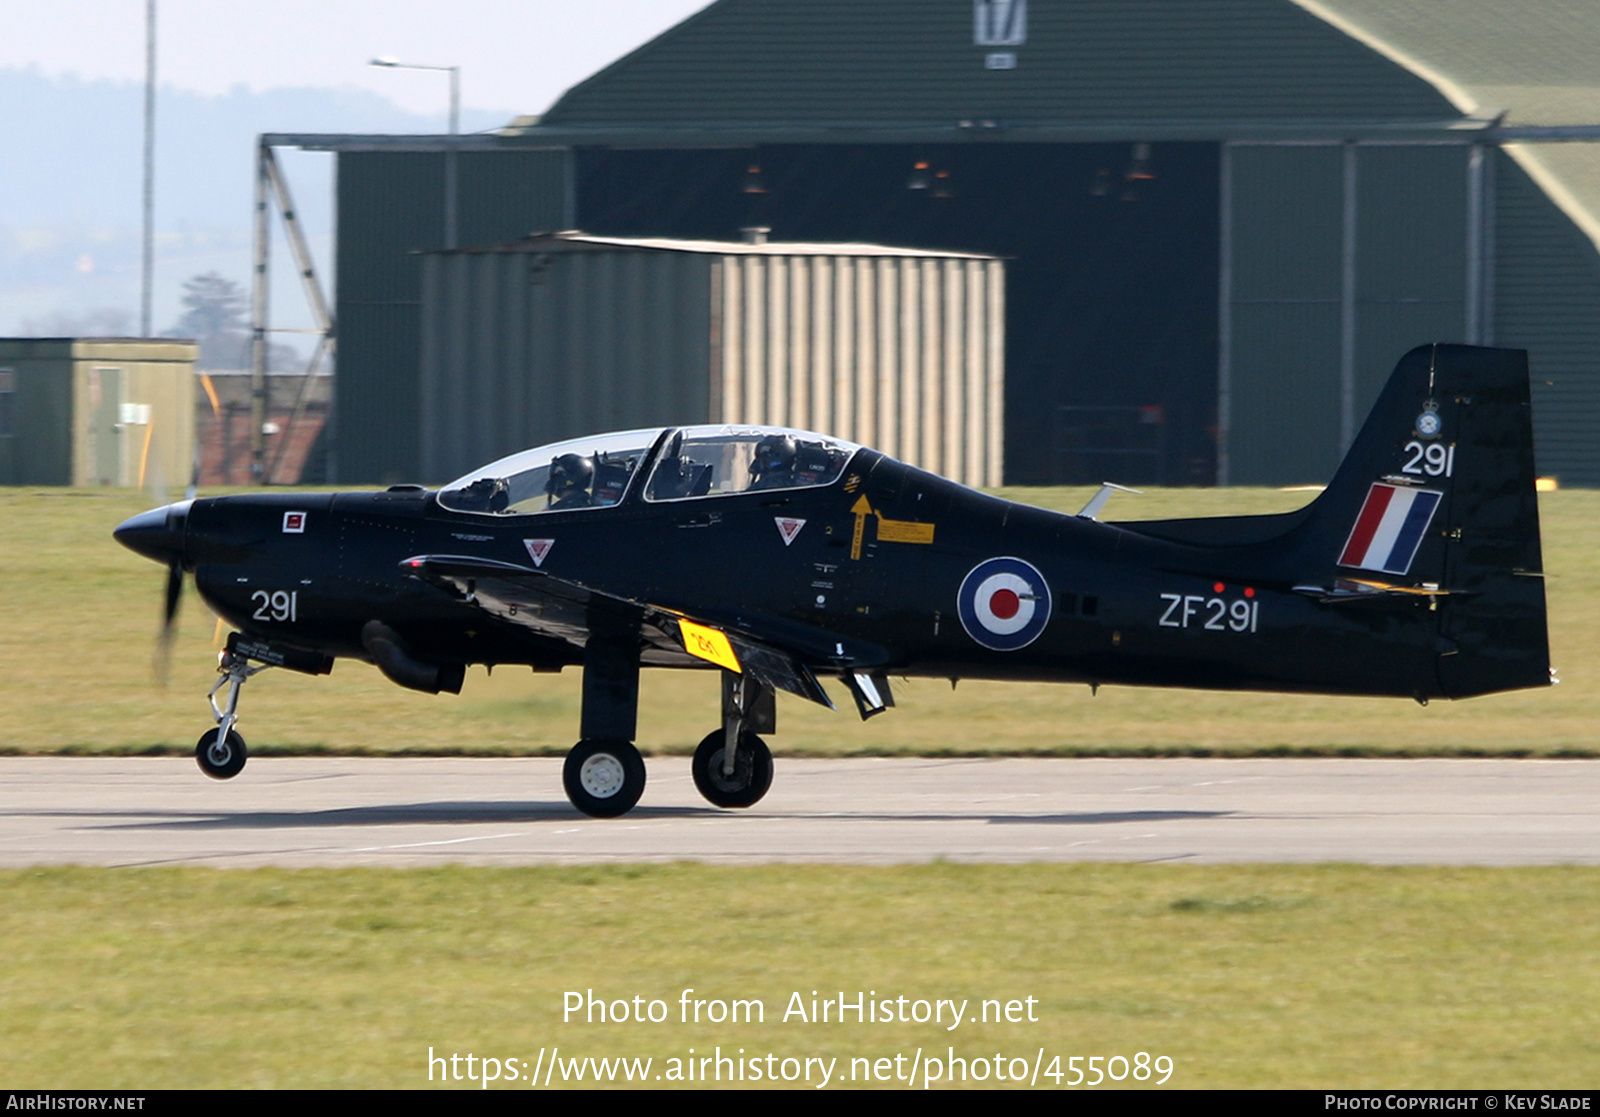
[576,143,1221,487]
[1223,142,1484,486]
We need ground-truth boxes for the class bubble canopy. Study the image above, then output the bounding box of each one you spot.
[437,426,860,516]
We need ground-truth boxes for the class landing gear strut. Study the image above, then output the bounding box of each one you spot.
[197,648,267,779]
[564,625,648,817]
[691,671,775,808]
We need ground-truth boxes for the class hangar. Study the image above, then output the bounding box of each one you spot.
[266,0,1600,486]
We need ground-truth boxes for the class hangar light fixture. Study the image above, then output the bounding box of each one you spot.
[1126,142,1155,182]
[369,56,460,135]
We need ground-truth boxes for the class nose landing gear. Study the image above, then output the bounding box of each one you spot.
[187,634,334,781]
[197,647,268,779]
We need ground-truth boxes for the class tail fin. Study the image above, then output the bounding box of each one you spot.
[1299,344,1550,697]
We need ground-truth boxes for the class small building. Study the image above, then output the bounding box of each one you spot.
[417,232,1004,488]
[0,338,197,487]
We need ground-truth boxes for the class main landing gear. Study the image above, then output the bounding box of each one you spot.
[565,628,648,817]
[691,671,775,809]
[563,739,647,818]
[564,633,778,817]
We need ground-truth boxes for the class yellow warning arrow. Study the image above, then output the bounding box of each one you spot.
[850,495,872,560]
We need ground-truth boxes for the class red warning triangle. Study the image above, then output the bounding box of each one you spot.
[523,539,554,567]
[774,517,806,546]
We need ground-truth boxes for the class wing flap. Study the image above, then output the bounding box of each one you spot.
[402,554,873,709]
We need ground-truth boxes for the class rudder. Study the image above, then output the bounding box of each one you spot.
[1302,344,1550,697]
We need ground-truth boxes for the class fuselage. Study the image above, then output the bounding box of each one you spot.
[163,446,1450,700]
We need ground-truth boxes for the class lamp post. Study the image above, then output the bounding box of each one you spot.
[141,0,156,336]
[370,57,460,248]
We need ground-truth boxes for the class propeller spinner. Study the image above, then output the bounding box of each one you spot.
[114,501,192,682]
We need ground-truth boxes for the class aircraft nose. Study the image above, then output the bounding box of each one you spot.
[113,500,191,566]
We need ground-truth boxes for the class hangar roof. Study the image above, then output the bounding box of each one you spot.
[1305,0,1600,250]
[1309,0,1600,128]
[537,0,1464,136]
[518,0,1600,251]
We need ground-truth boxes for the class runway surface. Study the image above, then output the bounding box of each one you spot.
[1,755,1597,867]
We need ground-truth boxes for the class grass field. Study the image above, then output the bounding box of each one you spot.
[2,863,1597,1089]
[3,484,1594,758]
[4,487,1597,1090]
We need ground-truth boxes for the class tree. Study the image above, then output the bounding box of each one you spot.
[169,272,250,369]
[168,271,307,371]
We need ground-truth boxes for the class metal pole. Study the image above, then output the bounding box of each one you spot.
[250,140,270,483]
[1339,141,1358,454]
[1466,144,1484,345]
[445,69,459,250]
[1215,142,1232,486]
[1482,146,1497,347]
[449,67,459,136]
[444,150,458,250]
[261,147,333,333]
[141,0,156,337]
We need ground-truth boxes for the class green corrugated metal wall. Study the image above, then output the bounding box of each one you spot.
[1355,145,1469,407]
[545,0,1458,128]
[1228,145,1345,485]
[1226,142,1472,485]
[0,358,71,484]
[1495,150,1600,485]
[418,248,713,483]
[336,149,570,482]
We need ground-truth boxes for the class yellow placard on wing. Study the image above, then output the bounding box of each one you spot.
[875,516,936,544]
[678,619,741,672]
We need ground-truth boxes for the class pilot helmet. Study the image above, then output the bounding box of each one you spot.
[750,433,798,476]
[546,453,595,497]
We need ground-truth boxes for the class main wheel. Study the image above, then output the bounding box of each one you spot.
[563,739,647,818]
[692,729,773,809]
[195,728,247,780]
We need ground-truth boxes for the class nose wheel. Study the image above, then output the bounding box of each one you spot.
[196,728,248,780]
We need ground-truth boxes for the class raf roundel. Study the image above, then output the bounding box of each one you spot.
[957,557,1052,651]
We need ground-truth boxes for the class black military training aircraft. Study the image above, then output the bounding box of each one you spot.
[115,344,1550,817]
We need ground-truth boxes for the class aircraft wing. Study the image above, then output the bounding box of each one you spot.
[400,554,884,709]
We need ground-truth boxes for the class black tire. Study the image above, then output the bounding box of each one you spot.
[692,729,773,809]
[563,739,647,818]
[195,728,247,780]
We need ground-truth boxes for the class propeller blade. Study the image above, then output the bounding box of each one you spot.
[154,560,183,686]
[164,559,183,628]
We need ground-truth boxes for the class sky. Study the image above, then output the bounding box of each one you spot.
[1,0,712,345]
[4,0,711,122]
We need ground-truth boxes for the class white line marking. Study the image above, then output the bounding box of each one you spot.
[345,831,522,852]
